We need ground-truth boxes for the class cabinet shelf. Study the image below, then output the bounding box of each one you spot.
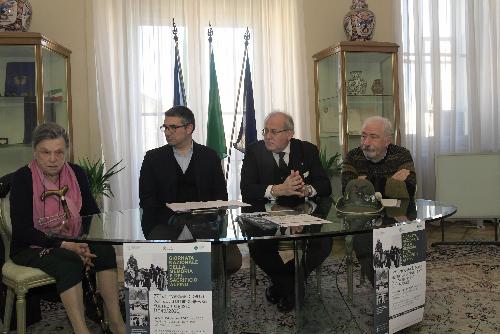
[318,96,339,102]
[347,94,393,97]
[0,97,67,103]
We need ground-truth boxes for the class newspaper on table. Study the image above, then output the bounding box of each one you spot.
[373,221,426,334]
[123,242,212,334]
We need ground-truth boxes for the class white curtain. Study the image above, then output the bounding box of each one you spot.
[396,0,500,199]
[91,0,309,211]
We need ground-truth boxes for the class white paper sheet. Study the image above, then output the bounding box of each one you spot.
[381,199,401,207]
[263,213,332,227]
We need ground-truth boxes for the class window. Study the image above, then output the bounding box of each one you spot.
[138,25,187,152]
[401,0,468,140]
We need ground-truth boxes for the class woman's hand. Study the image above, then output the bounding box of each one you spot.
[61,241,97,268]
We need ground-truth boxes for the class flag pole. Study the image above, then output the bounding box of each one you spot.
[173,18,187,105]
[225,28,250,180]
[206,23,228,162]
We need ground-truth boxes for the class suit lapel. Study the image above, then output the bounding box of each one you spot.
[160,145,178,198]
[260,142,277,183]
[191,142,203,196]
[289,139,307,175]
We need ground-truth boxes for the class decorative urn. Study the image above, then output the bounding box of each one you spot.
[343,0,375,41]
[0,0,32,32]
[371,79,384,95]
[347,71,367,96]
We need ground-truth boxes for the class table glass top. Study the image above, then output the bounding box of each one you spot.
[70,199,456,244]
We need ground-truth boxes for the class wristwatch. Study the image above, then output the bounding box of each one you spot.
[305,185,313,197]
[270,185,278,198]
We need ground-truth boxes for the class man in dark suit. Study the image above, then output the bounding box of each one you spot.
[240,111,333,312]
[139,105,227,236]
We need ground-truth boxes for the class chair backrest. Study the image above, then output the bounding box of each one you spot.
[0,192,12,260]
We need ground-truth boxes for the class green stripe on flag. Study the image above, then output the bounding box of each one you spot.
[206,49,227,159]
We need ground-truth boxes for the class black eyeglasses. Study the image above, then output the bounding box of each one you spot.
[160,124,189,133]
[261,128,289,136]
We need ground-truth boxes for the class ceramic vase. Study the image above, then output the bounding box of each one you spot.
[371,79,384,95]
[0,0,32,32]
[347,71,367,95]
[343,0,375,41]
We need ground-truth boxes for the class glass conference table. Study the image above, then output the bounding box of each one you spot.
[61,199,456,333]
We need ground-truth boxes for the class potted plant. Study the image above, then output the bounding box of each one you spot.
[319,148,342,178]
[78,158,124,209]
[319,148,343,201]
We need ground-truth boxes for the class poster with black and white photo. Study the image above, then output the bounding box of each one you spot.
[373,221,426,334]
[123,242,212,334]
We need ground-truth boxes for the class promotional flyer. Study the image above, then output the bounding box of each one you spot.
[123,242,212,334]
[373,221,426,334]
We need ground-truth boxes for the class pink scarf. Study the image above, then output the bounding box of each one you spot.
[29,160,83,237]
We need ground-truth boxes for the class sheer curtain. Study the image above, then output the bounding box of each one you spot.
[90,0,309,211]
[396,0,500,199]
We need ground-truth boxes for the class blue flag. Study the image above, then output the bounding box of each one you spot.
[173,53,186,106]
[235,54,257,152]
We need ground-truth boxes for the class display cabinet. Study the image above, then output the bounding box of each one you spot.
[0,32,72,176]
[313,41,400,158]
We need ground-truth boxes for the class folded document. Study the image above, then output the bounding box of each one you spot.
[239,211,331,227]
[166,200,250,212]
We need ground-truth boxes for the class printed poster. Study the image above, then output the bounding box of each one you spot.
[123,242,212,334]
[373,221,426,334]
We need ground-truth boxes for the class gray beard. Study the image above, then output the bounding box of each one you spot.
[363,149,387,163]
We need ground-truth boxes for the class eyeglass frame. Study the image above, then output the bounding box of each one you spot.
[261,128,290,136]
[160,123,190,133]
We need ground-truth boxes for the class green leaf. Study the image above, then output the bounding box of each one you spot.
[319,147,342,178]
[78,158,125,200]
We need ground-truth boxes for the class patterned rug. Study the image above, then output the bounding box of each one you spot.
[13,245,500,333]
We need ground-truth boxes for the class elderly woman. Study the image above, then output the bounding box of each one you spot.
[9,123,125,334]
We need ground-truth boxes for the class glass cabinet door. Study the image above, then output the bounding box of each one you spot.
[314,42,399,159]
[0,45,38,176]
[344,51,395,152]
[0,33,72,176]
[42,47,69,131]
[316,53,341,158]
